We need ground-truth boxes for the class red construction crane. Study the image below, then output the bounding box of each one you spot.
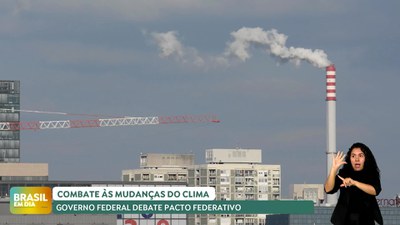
[0,109,220,131]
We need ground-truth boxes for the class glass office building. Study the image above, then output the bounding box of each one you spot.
[0,80,20,163]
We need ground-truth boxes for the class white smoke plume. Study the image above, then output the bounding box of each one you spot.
[151,31,184,58]
[224,27,331,68]
[150,27,331,69]
[150,31,205,66]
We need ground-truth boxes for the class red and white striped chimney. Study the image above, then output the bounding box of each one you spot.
[326,65,336,101]
[326,64,337,205]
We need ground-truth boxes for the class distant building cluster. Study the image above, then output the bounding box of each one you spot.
[122,149,280,225]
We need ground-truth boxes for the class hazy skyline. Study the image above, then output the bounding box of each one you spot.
[1,0,399,198]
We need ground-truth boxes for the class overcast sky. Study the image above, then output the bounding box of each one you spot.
[1,0,399,199]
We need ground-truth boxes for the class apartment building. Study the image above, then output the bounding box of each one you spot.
[188,148,281,225]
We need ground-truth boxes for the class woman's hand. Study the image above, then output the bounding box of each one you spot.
[338,175,377,195]
[338,175,354,187]
[325,151,347,193]
[332,151,347,172]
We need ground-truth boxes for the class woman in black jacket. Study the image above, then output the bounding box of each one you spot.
[324,142,383,225]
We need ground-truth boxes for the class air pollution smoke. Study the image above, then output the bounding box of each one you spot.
[151,31,184,58]
[150,31,205,66]
[224,27,331,68]
[150,27,331,69]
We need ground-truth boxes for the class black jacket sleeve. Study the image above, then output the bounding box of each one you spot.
[325,174,342,194]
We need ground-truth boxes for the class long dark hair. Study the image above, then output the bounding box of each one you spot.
[342,142,380,178]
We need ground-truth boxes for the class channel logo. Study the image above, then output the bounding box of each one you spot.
[10,187,52,214]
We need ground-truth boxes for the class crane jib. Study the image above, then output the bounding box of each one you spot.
[0,115,218,131]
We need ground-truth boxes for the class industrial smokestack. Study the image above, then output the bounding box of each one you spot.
[326,64,337,205]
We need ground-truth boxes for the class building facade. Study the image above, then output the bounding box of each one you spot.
[0,80,20,163]
[0,163,49,198]
[188,148,281,225]
[120,153,193,224]
[290,184,325,205]
[122,153,194,182]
